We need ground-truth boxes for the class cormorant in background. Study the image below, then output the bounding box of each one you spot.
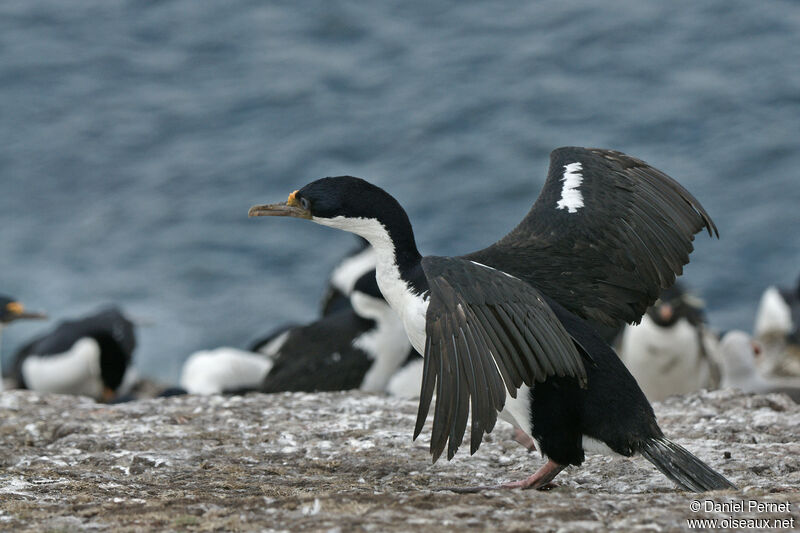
[12,307,136,402]
[0,295,47,391]
[259,269,412,393]
[247,237,373,355]
[180,269,415,395]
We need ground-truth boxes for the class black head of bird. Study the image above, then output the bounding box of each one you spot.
[249,177,421,270]
[0,295,47,325]
[646,283,705,328]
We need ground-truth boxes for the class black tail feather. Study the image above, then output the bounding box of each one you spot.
[639,437,737,492]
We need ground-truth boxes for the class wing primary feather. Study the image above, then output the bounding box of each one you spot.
[497,304,547,380]
[464,312,517,397]
[517,304,575,377]
[414,335,436,440]
[430,331,453,462]
[494,304,544,382]
[456,325,491,437]
[455,328,486,455]
[471,304,525,391]
[456,325,483,454]
[447,332,469,460]
[628,202,686,275]
[511,304,556,375]
[463,321,504,417]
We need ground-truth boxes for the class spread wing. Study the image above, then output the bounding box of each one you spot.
[417,256,586,462]
[466,147,718,329]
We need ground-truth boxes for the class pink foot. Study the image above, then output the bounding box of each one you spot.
[442,460,566,494]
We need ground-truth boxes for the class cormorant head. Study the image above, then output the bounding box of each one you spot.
[0,295,47,325]
[249,176,411,240]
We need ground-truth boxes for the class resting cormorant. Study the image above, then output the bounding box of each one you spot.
[0,295,47,390]
[12,307,136,402]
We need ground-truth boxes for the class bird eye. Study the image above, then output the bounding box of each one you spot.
[300,197,310,210]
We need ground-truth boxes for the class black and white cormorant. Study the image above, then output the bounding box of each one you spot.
[12,306,136,402]
[180,238,376,395]
[618,283,721,402]
[0,295,47,390]
[180,269,414,395]
[319,236,374,316]
[259,269,412,393]
[249,147,736,492]
[0,296,47,326]
[247,236,374,356]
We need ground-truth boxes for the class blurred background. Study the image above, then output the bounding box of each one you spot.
[1,0,798,383]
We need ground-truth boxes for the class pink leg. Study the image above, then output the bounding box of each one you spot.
[444,459,566,494]
[513,428,537,452]
[496,459,565,490]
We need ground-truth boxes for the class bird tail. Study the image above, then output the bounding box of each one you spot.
[638,437,737,492]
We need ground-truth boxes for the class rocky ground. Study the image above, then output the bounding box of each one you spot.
[0,388,797,532]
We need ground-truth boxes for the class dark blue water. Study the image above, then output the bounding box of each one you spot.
[1,0,799,382]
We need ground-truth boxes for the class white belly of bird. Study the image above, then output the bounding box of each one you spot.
[386,358,424,397]
[619,315,711,402]
[180,347,274,395]
[21,337,104,399]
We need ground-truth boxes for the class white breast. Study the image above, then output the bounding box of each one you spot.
[498,384,532,435]
[619,315,711,401]
[386,358,424,397]
[180,347,274,395]
[350,292,413,392]
[21,337,104,399]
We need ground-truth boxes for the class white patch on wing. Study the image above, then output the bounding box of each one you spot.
[180,347,273,395]
[21,337,104,399]
[469,260,518,279]
[350,291,413,392]
[329,246,376,295]
[556,162,584,213]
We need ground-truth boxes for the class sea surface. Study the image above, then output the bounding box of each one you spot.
[1,0,798,383]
